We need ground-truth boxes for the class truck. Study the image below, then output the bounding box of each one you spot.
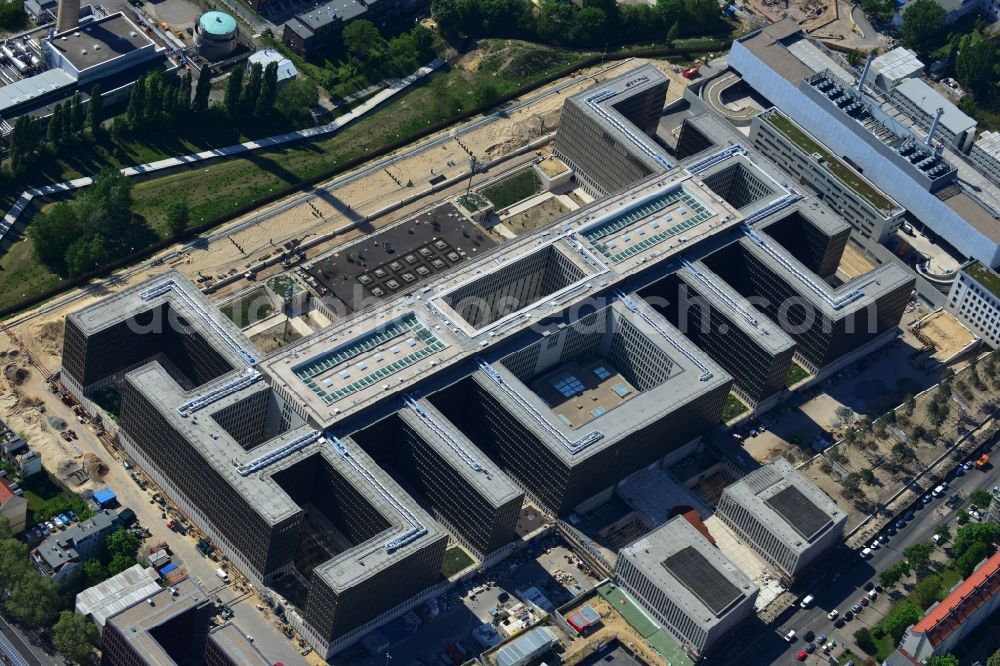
[216,568,230,584]
[800,594,815,609]
[975,453,990,469]
[681,66,700,79]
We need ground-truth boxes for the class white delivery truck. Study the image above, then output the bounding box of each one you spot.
[216,568,230,584]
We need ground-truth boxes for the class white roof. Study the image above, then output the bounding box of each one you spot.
[247,48,297,81]
[75,564,161,627]
[894,78,976,136]
[871,47,923,84]
[0,68,75,114]
[975,130,1000,159]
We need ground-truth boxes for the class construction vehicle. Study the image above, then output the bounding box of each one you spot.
[975,453,990,469]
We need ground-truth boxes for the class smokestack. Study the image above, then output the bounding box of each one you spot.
[55,0,80,34]
[857,52,875,96]
[926,107,944,146]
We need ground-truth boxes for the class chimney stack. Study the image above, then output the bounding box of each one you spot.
[926,107,944,146]
[857,52,875,97]
[55,0,80,34]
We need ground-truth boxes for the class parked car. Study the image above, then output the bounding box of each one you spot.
[803,631,815,643]
[852,603,863,613]
[860,547,873,559]
[827,610,839,620]
[860,595,870,606]
[904,510,915,521]
[844,609,854,621]
[922,494,932,505]
[864,581,875,591]
[38,523,49,536]
[52,517,64,529]
[870,540,880,550]
[784,630,796,642]
[44,521,55,533]
[796,651,807,661]
[834,617,846,628]
[816,635,827,646]
[66,510,78,522]
[933,484,947,497]
[805,643,815,654]
[58,513,71,525]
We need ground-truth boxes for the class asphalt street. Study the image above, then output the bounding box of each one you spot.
[729,450,1000,666]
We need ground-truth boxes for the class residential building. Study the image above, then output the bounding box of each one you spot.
[32,509,120,582]
[945,262,1000,348]
[894,550,1000,661]
[715,458,847,580]
[0,476,26,534]
[614,516,758,655]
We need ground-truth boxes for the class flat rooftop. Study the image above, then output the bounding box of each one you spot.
[760,109,901,216]
[938,189,1000,243]
[208,623,271,665]
[619,516,756,623]
[105,578,207,665]
[893,78,975,136]
[965,261,1000,299]
[721,458,845,550]
[736,20,812,84]
[49,13,153,72]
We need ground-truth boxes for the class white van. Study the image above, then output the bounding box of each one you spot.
[784,629,796,642]
[800,595,815,609]
[215,568,230,584]
[932,484,946,497]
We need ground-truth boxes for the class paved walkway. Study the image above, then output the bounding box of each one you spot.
[0,58,444,255]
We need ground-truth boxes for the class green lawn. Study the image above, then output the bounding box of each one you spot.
[441,545,474,578]
[966,261,1000,299]
[480,169,540,209]
[220,295,275,328]
[767,112,895,214]
[21,473,95,524]
[722,393,749,423]
[90,386,122,422]
[786,362,810,388]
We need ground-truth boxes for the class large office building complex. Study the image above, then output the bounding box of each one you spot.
[553,65,672,196]
[614,516,758,655]
[62,63,911,656]
[716,459,847,580]
[729,20,1000,267]
[945,262,1000,348]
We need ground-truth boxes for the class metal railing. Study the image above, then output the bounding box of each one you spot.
[404,396,487,474]
[681,259,758,327]
[177,369,262,417]
[236,430,323,476]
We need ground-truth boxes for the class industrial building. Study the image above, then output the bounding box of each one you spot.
[247,49,297,89]
[76,564,162,628]
[750,108,905,241]
[279,0,423,52]
[945,262,1000,348]
[553,64,672,197]
[614,516,758,656]
[0,7,168,135]
[194,11,238,62]
[715,458,846,580]
[888,78,976,153]
[729,19,1000,268]
[969,130,1000,188]
[868,47,923,93]
[60,61,920,655]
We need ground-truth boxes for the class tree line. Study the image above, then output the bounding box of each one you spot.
[431,0,727,47]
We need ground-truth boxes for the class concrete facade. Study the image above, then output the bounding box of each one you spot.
[946,262,1000,348]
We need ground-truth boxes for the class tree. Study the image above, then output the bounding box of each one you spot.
[860,468,876,485]
[935,523,951,544]
[7,573,60,627]
[53,611,98,664]
[952,522,1000,560]
[853,627,876,655]
[126,75,146,126]
[571,6,607,44]
[861,0,895,22]
[275,79,318,123]
[843,472,862,491]
[194,67,212,114]
[70,92,84,134]
[903,0,947,54]
[59,100,73,144]
[987,646,1000,666]
[82,558,106,588]
[667,20,679,46]
[88,84,104,134]
[48,103,63,146]
[9,114,38,176]
[879,560,912,588]
[32,203,83,273]
[903,541,935,571]
[64,235,108,277]
[105,527,140,561]
[166,201,190,236]
[255,62,278,118]
[970,489,993,509]
[343,19,383,62]
[474,80,500,108]
[241,63,263,116]
[883,600,922,643]
[927,655,960,666]
[957,509,970,525]
[957,540,989,577]
[913,575,943,609]
[223,67,244,122]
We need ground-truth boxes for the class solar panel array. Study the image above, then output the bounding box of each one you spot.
[661,546,744,616]
[764,485,832,541]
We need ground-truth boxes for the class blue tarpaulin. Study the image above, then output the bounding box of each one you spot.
[158,562,178,575]
[93,488,116,507]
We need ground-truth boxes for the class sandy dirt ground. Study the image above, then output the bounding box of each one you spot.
[558,596,661,665]
[911,309,979,363]
[744,0,836,30]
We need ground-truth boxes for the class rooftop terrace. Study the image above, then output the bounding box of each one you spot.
[965,261,1000,299]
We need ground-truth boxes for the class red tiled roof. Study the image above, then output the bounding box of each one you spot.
[910,550,1000,646]
[0,477,13,504]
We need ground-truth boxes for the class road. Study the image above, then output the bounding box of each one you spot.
[743,450,1000,665]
